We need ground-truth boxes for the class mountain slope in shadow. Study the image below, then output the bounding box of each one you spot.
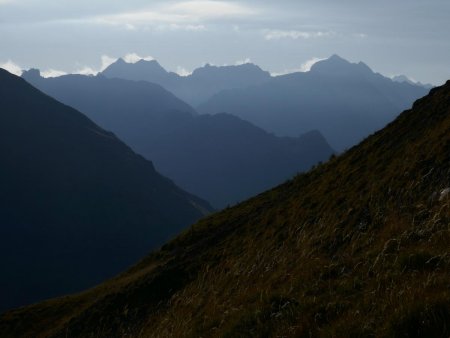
[0,69,212,312]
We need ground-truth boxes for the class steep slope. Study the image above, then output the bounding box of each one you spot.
[1,80,449,337]
[101,59,271,106]
[198,55,429,151]
[0,69,211,312]
[22,71,333,208]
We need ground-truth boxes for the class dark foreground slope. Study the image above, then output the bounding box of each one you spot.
[0,69,211,312]
[2,81,450,337]
[22,71,333,208]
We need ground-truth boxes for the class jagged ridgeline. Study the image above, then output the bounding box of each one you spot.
[1,81,450,336]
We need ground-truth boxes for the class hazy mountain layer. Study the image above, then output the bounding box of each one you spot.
[198,55,429,151]
[0,69,212,312]
[101,59,271,106]
[23,71,333,208]
[144,113,333,208]
[22,69,197,148]
[2,79,449,337]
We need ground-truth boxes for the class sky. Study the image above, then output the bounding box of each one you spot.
[1,0,449,84]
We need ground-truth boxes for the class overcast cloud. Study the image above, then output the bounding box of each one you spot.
[1,0,449,84]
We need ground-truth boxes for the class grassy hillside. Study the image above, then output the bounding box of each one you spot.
[1,81,449,337]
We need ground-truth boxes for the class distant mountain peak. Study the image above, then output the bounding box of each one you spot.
[21,68,42,81]
[310,54,351,70]
[236,62,263,70]
[392,74,434,89]
[310,54,373,77]
[137,59,166,72]
[112,57,159,66]
[357,60,373,72]
[135,58,148,64]
[328,54,347,62]
[115,57,126,64]
[102,57,169,80]
[125,57,163,69]
[191,62,269,78]
[135,58,160,66]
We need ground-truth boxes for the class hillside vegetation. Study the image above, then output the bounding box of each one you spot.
[1,81,449,337]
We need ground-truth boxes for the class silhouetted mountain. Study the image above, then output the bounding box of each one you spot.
[198,55,430,151]
[392,74,434,89]
[101,59,271,106]
[0,69,211,312]
[101,58,180,91]
[22,70,333,208]
[2,79,449,338]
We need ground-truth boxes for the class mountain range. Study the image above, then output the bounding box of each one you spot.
[101,59,271,107]
[2,77,448,337]
[0,69,212,312]
[98,55,429,151]
[198,55,430,151]
[23,70,334,208]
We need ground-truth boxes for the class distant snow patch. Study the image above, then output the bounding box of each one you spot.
[235,58,251,65]
[123,53,155,63]
[0,60,22,76]
[176,66,192,76]
[271,57,325,76]
[41,69,67,78]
